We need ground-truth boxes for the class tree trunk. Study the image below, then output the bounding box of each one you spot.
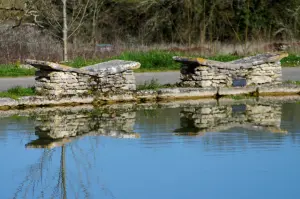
[92,0,98,57]
[62,0,68,62]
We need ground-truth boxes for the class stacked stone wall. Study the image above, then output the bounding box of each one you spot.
[180,62,282,88]
[35,69,136,98]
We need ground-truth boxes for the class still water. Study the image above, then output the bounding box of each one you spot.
[0,101,300,199]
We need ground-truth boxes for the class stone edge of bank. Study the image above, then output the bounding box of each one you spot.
[1,85,300,110]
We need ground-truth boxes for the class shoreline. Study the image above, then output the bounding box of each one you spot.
[1,85,300,110]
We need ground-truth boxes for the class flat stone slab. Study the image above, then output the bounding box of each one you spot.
[0,96,94,110]
[25,59,140,77]
[0,98,18,106]
[218,87,257,96]
[157,88,218,99]
[136,90,158,101]
[1,86,300,110]
[173,52,288,69]
[259,85,300,95]
[82,60,140,74]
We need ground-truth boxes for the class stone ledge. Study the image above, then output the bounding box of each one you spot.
[157,88,218,100]
[218,87,257,96]
[0,96,94,110]
[1,95,300,116]
[136,90,158,101]
[259,85,300,96]
[1,86,300,110]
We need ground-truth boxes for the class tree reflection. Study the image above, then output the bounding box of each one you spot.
[13,136,117,199]
[13,106,138,199]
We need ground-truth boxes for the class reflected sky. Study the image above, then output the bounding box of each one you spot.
[1,103,300,199]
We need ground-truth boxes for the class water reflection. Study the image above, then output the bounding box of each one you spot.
[173,103,291,152]
[11,107,140,199]
[26,107,139,148]
[1,101,300,199]
[175,104,286,136]
[13,139,113,199]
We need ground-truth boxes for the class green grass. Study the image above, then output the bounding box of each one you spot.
[66,50,182,72]
[67,52,300,70]
[281,54,300,67]
[66,51,244,72]
[116,50,181,72]
[0,64,36,77]
[284,80,300,85]
[0,86,36,99]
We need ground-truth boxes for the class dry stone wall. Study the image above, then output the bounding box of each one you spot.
[27,59,140,99]
[175,53,288,88]
[35,70,136,98]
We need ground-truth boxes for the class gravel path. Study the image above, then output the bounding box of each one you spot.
[0,68,299,91]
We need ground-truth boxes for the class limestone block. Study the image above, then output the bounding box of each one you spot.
[101,88,111,93]
[0,98,18,107]
[121,84,136,91]
[195,66,210,71]
[199,107,212,114]
[213,75,227,80]
[182,81,196,87]
[199,81,212,87]
[192,75,202,81]
[201,76,214,80]
[196,70,213,76]
[248,76,272,84]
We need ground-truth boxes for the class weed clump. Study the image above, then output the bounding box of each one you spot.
[0,86,36,99]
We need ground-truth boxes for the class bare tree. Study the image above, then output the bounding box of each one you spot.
[25,0,91,61]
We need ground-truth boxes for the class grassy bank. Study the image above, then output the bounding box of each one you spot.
[281,54,300,67]
[1,51,300,77]
[67,50,182,72]
[66,51,242,72]
[0,86,35,99]
[0,64,36,77]
[285,80,300,85]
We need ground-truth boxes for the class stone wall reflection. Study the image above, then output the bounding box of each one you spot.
[26,107,139,148]
[175,104,285,135]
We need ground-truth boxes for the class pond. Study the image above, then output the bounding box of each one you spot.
[1,101,300,199]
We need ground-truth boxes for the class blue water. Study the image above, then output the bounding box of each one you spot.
[1,103,300,199]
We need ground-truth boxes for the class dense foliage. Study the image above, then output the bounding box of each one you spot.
[22,0,300,44]
[2,0,300,63]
